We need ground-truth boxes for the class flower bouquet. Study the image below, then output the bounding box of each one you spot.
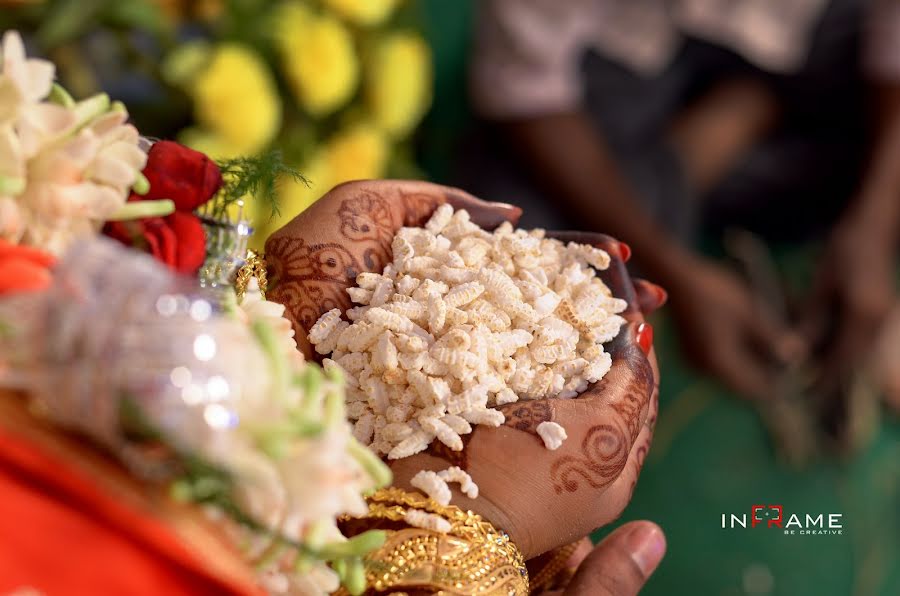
[0,30,390,596]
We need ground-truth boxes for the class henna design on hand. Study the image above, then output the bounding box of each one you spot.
[499,400,555,435]
[400,191,444,227]
[425,435,473,469]
[266,236,362,339]
[608,347,654,443]
[547,330,654,494]
[550,421,631,494]
[338,192,395,271]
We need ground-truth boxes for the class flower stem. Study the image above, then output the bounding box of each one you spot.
[106,199,175,221]
[48,83,75,108]
[132,172,150,195]
[0,176,25,196]
[316,531,387,559]
[252,319,289,405]
[73,93,110,128]
[345,557,366,596]
[347,438,392,488]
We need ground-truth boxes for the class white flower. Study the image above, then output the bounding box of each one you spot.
[290,561,340,596]
[0,31,73,159]
[238,277,304,366]
[277,429,370,530]
[0,31,147,255]
[0,31,54,107]
[84,110,147,188]
[0,195,23,241]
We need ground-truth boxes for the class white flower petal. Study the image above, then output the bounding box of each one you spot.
[1,32,54,103]
[0,125,24,179]
[21,59,54,102]
[101,122,140,147]
[87,110,128,137]
[104,139,148,171]
[65,181,125,219]
[0,196,24,241]
[0,76,22,124]
[88,153,136,189]
[2,31,26,78]
[18,103,76,156]
[59,130,102,170]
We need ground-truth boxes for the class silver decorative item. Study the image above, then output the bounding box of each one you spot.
[198,199,254,290]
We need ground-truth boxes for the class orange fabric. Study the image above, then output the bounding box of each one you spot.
[0,428,260,596]
[0,239,55,294]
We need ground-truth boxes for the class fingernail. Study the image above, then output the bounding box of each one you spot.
[618,241,632,262]
[626,523,666,576]
[636,323,653,355]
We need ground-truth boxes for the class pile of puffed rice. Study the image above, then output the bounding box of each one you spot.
[309,203,627,471]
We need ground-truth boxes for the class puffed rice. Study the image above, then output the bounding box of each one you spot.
[411,470,452,505]
[404,509,452,533]
[309,205,628,495]
[438,466,479,499]
[308,308,342,344]
[536,421,568,450]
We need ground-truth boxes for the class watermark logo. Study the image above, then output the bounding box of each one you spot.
[721,505,843,535]
[751,505,783,528]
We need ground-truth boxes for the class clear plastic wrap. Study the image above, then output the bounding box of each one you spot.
[0,237,267,476]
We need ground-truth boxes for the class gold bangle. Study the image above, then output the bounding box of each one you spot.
[526,540,581,594]
[340,487,528,595]
[234,250,268,301]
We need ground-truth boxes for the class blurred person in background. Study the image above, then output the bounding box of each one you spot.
[468,0,899,405]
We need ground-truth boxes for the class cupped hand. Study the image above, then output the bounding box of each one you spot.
[265,180,663,559]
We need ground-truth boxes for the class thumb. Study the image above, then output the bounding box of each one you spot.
[563,521,666,596]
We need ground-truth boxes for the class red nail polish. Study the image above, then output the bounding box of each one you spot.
[652,284,668,306]
[636,323,653,354]
[618,241,632,262]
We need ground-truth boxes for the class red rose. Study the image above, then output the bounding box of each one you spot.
[104,141,222,275]
[165,211,207,273]
[105,213,206,274]
[142,140,223,211]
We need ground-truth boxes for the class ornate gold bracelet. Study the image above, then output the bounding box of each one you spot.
[338,487,528,595]
[526,540,581,594]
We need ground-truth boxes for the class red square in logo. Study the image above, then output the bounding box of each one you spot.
[752,505,783,528]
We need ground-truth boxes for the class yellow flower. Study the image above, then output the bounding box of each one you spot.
[276,2,358,116]
[323,123,388,186]
[178,127,243,160]
[366,32,432,139]
[322,0,397,26]
[191,43,281,155]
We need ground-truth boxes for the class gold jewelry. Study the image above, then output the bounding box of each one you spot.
[526,540,581,594]
[340,487,528,595]
[234,250,268,301]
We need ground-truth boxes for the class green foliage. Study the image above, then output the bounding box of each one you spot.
[0,0,170,49]
[212,150,309,220]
